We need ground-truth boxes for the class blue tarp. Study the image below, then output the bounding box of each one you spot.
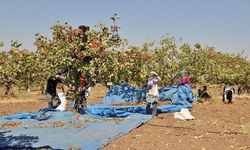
[103,83,146,105]
[0,110,151,150]
[0,83,196,150]
[104,83,196,108]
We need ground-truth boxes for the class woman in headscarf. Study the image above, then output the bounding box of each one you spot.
[146,71,161,117]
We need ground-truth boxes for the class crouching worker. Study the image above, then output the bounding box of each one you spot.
[198,86,211,99]
[45,73,65,108]
[223,85,235,104]
[146,71,161,117]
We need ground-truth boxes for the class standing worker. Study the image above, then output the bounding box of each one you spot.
[179,70,190,85]
[65,25,92,112]
[146,71,161,117]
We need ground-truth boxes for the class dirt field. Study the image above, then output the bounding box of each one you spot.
[0,85,249,150]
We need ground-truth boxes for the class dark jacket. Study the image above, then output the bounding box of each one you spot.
[45,77,63,96]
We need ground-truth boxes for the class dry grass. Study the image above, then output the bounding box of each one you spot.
[0,84,248,105]
[241,122,250,134]
[0,87,45,104]
[0,84,108,104]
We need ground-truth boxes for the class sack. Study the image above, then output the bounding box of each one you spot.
[56,93,74,111]
[173,108,195,120]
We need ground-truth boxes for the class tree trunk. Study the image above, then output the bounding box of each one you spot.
[40,84,45,94]
[26,85,30,92]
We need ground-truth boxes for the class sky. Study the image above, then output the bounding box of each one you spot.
[0,0,250,59]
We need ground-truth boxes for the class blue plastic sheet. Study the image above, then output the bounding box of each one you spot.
[0,83,196,149]
[104,83,196,108]
[103,83,146,105]
[0,111,151,150]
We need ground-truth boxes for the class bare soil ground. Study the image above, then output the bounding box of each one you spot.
[0,85,249,150]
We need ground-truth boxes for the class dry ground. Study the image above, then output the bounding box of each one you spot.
[0,85,249,150]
